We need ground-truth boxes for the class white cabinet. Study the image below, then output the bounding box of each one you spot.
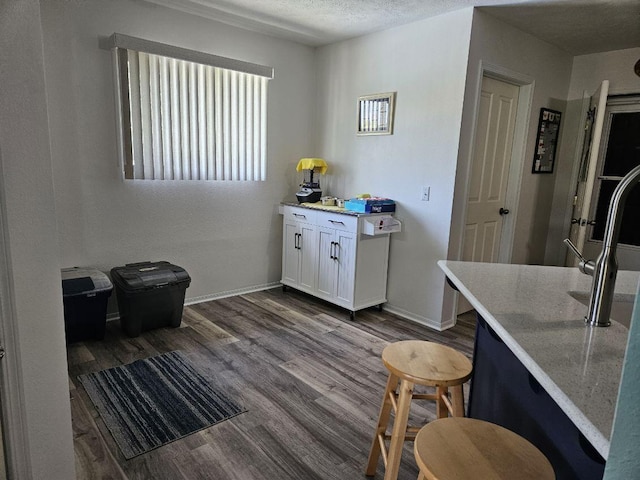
[282,208,317,292]
[316,226,356,303]
[281,205,396,318]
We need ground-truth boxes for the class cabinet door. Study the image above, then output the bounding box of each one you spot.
[334,231,356,304]
[297,222,317,291]
[282,221,300,285]
[316,227,336,298]
[316,227,356,305]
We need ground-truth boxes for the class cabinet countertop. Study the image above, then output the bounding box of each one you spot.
[280,200,391,217]
[438,260,640,460]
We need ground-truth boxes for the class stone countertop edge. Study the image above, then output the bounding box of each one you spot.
[438,260,640,461]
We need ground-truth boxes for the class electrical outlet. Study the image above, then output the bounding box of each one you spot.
[421,186,430,201]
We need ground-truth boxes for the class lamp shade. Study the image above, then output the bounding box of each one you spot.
[296,158,328,174]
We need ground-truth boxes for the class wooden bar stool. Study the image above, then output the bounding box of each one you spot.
[414,417,555,479]
[365,340,473,480]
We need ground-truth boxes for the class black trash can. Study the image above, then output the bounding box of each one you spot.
[110,261,191,337]
[61,267,113,343]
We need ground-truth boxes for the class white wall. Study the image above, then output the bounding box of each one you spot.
[39,0,317,306]
[315,9,474,329]
[444,10,573,323]
[0,0,76,477]
[455,10,572,264]
[543,95,583,266]
[569,48,640,99]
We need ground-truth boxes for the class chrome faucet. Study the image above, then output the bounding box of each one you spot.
[565,164,640,327]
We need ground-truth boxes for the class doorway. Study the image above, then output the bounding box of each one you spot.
[456,69,533,314]
[462,76,520,264]
[565,81,609,265]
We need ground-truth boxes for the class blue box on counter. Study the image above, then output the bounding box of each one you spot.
[344,198,396,213]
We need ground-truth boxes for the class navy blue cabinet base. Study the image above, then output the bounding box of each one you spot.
[469,315,605,480]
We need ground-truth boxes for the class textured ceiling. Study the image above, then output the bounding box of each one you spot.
[145,0,640,55]
[481,1,640,55]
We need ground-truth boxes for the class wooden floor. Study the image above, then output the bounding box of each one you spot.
[68,288,475,480]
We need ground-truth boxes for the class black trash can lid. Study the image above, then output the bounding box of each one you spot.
[110,261,190,292]
[61,267,113,297]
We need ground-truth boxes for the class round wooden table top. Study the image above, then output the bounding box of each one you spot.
[382,340,472,387]
[414,418,555,480]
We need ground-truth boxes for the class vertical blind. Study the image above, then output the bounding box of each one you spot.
[110,35,273,181]
[359,98,389,132]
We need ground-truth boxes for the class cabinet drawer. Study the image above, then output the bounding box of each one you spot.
[284,206,316,224]
[316,211,357,232]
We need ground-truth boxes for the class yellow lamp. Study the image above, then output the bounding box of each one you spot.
[296,157,328,203]
[296,158,328,174]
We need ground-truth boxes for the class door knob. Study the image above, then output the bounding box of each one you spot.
[499,208,510,216]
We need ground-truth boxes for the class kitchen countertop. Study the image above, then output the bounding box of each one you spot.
[438,260,640,460]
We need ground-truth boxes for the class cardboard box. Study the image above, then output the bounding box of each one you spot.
[344,198,396,213]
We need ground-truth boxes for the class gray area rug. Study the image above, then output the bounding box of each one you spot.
[79,350,245,459]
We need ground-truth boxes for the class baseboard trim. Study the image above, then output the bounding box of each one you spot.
[106,282,281,322]
[383,304,455,331]
[107,283,456,332]
[185,282,281,306]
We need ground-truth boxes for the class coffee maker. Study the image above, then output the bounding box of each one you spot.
[295,158,327,203]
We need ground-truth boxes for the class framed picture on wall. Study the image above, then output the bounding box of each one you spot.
[357,92,396,135]
[532,108,562,173]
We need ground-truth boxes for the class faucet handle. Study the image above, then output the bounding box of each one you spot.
[563,238,584,261]
[563,238,595,276]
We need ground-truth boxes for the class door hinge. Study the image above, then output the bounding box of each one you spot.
[0,347,5,359]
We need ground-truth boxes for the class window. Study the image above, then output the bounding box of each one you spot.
[590,98,640,247]
[108,34,273,180]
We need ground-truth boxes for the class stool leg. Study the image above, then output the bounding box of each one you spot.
[417,473,425,480]
[384,379,414,480]
[436,386,448,419]
[365,373,399,476]
[450,384,465,417]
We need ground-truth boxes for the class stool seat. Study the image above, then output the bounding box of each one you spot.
[382,340,473,386]
[366,341,473,480]
[414,417,555,480]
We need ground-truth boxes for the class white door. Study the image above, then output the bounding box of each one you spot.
[463,76,519,263]
[281,220,317,291]
[565,80,609,265]
[298,223,317,291]
[334,231,356,304]
[282,221,300,285]
[316,227,335,298]
[316,228,356,306]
